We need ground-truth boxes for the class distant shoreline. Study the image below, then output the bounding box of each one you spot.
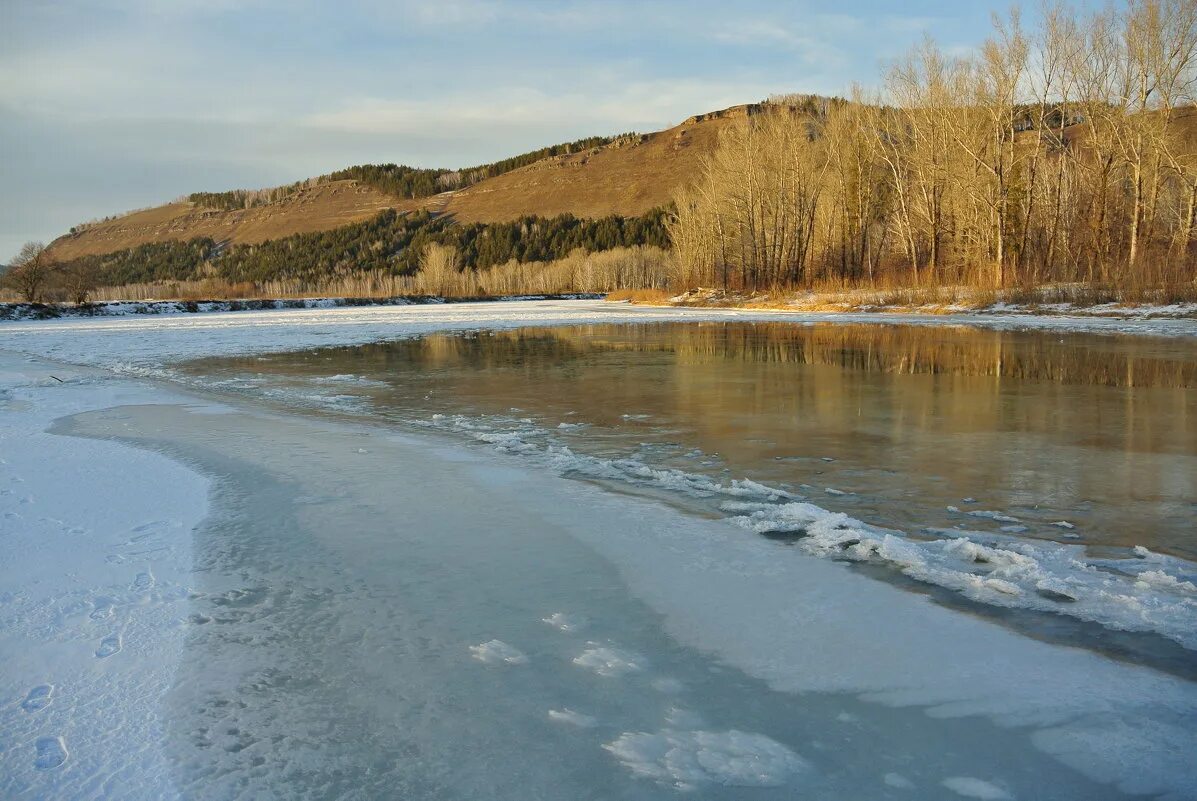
[0,292,604,321]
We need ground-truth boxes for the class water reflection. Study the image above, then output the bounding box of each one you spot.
[189,323,1197,558]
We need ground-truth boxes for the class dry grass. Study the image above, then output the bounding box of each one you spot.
[444,109,744,223]
[628,280,1197,314]
[69,246,673,303]
[46,106,745,263]
[47,181,410,262]
[604,288,674,304]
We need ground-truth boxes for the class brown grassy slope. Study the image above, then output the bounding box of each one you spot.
[46,106,753,261]
[441,108,747,222]
[48,180,416,261]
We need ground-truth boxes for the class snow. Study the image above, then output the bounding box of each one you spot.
[602,729,808,790]
[572,645,646,677]
[0,355,209,799]
[542,612,586,632]
[941,776,1013,799]
[728,500,1197,650]
[468,639,529,665]
[547,708,598,728]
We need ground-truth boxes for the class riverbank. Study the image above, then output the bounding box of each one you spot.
[0,293,603,321]
[611,286,1197,320]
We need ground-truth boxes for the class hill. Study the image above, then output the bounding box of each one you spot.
[47,105,759,263]
[48,180,415,262]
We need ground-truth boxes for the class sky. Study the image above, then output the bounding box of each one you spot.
[0,0,1009,262]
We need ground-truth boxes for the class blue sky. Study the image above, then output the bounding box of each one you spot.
[1,0,1006,261]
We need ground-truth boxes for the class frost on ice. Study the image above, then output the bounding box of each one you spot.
[572,645,646,677]
[941,776,1014,799]
[468,639,528,665]
[603,729,808,790]
[542,612,586,632]
[547,708,598,728]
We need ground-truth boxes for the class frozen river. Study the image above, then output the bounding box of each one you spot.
[2,301,1195,800]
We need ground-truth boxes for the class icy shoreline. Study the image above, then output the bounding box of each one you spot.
[2,301,1197,378]
[0,355,210,799]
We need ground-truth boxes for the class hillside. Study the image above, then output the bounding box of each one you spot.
[47,106,755,262]
[440,108,745,223]
[48,180,415,262]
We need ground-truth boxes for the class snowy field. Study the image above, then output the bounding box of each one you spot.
[2,300,1196,800]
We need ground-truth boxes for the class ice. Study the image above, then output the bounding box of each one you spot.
[308,374,388,387]
[4,301,1197,798]
[34,737,69,771]
[941,777,1013,799]
[573,645,646,677]
[0,355,208,798]
[884,771,915,789]
[728,501,1197,650]
[664,707,705,728]
[20,684,54,713]
[468,639,528,665]
[7,300,1193,387]
[542,612,586,632]
[965,510,1021,524]
[547,708,598,728]
[603,729,808,789]
[652,677,686,694]
[1135,570,1197,594]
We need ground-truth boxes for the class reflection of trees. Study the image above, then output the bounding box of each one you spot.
[206,323,1197,390]
[616,323,1195,389]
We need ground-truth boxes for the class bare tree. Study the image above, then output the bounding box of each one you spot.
[4,242,52,302]
[417,243,461,296]
[60,261,99,305]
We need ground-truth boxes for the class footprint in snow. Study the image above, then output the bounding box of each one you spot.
[90,597,116,620]
[21,684,53,712]
[130,570,155,593]
[95,633,122,659]
[34,737,68,770]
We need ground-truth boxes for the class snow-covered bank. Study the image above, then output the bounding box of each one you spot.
[0,354,210,799]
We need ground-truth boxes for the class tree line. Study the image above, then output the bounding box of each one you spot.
[670,0,1197,293]
[3,207,670,301]
[324,133,637,199]
[187,185,304,211]
[187,133,640,211]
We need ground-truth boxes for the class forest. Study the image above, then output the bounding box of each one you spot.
[44,207,670,293]
[669,0,1197,295]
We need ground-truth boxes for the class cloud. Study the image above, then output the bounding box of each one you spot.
[1,0,988,256]
[303,78,777,138]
